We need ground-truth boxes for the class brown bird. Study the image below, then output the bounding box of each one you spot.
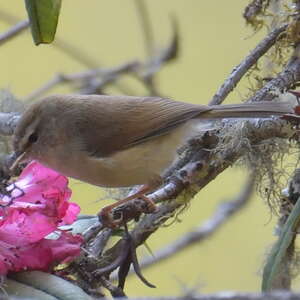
[11,94,296,227]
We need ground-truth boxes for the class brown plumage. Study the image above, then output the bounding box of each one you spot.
[14,94,294,155]
[11,94,295,227]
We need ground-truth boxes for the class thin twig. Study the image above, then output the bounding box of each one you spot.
[209,24,287,105]
[133,175,255,272]
[52,38,136,96]
[134,0,155,57]
[52,39,101,69]
[88,228,112,257]
[137,16,179,96]
[0,11,135,96]
[250,54,300,102]
[24,32,178,101]
[100,276,127,298]
[110,175,254,281]
[24,75,63,102]
[23,62,139,101]
[0,20,29,46]
[0,9,178,99]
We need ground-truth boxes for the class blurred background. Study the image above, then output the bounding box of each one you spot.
[0,0,280,296]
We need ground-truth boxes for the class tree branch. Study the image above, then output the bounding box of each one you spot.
[109,175,255,282]
[135,175,255,271]
[24,26,178,101]
[129,119,295,249]
[0,11,136,96]
[209,24,287,105]
[76,116,296,292]
[67,53,300,291]
[0,20,29,46]
[23,61,139,101]
[251,57,300,103]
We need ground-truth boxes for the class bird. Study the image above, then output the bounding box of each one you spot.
[11,94,296,227]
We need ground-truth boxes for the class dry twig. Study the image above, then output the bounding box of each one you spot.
[209,24,287,105]
[128,175,255,272]
[0,20,29,46]
[134,0,155,57]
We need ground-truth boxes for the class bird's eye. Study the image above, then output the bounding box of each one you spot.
[28,132,38,144]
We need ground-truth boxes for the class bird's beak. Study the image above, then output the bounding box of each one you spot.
[9,151,27,172]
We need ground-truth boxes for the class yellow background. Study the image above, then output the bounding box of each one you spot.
[0,1,281,296]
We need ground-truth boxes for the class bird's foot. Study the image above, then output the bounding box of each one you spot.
[98,188,157,229]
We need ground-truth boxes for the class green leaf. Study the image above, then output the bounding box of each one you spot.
[25,0,62,45]
[261,196,300,291]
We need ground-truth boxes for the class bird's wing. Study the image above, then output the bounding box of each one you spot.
[67,95,210,157]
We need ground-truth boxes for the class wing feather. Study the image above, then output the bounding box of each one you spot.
[54,95,210,157]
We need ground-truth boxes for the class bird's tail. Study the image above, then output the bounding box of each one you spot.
[202,101,295,119]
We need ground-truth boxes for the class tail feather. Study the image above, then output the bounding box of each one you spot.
[202,101,295,119]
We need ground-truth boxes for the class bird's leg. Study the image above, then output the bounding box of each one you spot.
[98,184,157,228]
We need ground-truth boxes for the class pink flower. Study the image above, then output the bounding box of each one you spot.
[0,161,82,275]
